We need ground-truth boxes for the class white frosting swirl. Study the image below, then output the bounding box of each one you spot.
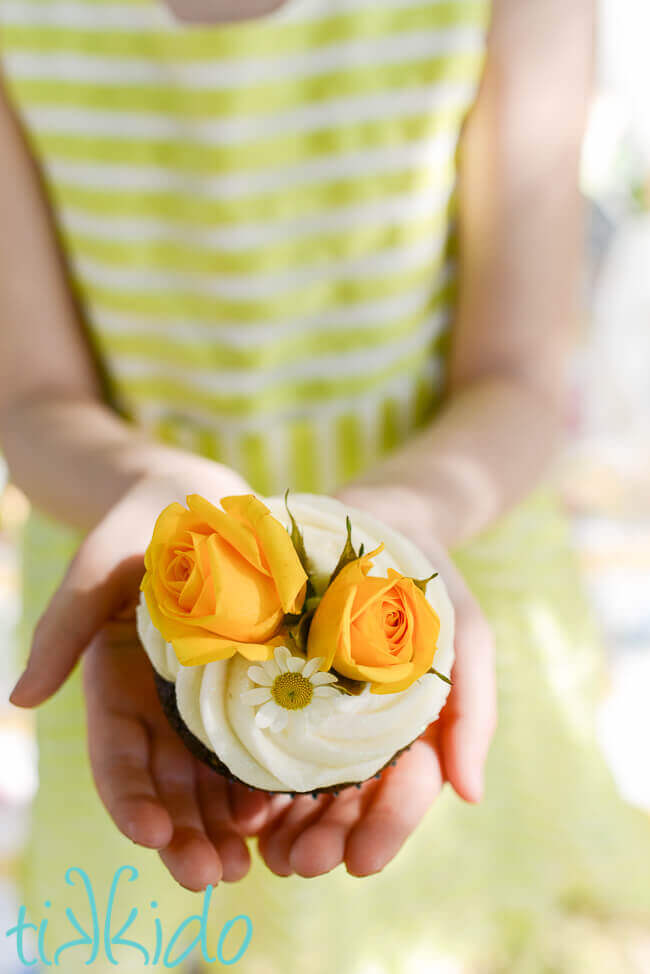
[137,494,455,792]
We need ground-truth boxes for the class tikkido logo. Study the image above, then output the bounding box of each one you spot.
[5,866,252,968]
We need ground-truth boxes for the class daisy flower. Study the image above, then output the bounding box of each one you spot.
[241,646,340,733]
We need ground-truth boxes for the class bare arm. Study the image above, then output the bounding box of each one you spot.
[339,0,595,549]
[0,77,242,530]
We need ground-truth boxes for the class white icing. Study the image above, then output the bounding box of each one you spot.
[136,494,455,792]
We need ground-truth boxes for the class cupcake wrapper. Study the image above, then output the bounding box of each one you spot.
[153,671,417,798]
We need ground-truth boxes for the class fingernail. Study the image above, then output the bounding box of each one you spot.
[9,672,28,706]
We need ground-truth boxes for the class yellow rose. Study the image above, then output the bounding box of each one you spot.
[306,548,440,694]
[141,493,307,666]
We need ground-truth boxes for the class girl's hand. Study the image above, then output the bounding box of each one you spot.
[83,612,271,890]
[10,468,274,889]
[256,484,497,879]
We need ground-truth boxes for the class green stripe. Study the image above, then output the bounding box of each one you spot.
[114,342,444,418]
[53,164,452,227]
[10,51,482,120]
[30,106,465,172]
[379,397,402,453]
[79,251,448,322]
[289,422,320,493]
[63,204,451,274]
[0,4,487,62]
[154,415,182,447]
[413,371,438,428]
[196,426,225,464]
[335,411,365,484]
[97,284,452,371]
[239,431,274,496]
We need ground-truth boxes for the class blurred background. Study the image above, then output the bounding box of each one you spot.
[1,1,649,971]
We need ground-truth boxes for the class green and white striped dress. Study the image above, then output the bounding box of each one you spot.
[0,0,488,496]
[9,4,650,973]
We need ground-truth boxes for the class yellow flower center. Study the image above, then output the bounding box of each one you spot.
[271,672,314,711]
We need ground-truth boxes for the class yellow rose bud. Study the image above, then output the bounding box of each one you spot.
[306,548,440,694]
[141,493,307,666]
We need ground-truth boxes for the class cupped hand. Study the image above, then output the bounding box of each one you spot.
[255,483,497,879]
[83,613,272,890]
[9,465,275,890]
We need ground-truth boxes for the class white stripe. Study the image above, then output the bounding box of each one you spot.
[0,0,482,32]
[48,130,457,199]
[4,27,483,89]
[109,308,447,396]
[359,393,386,470]
[0,0,167,30]
[260,423,293,496]
[255,0,483,24]
[309,411,337,493]
[23,80,475,144]
[217,427,245,474]
[75,233,445,299]
[128,357,446,436]
[92,271,452,346]
[61,182,454,251]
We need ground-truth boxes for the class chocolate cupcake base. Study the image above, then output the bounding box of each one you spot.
[153,671,415,798]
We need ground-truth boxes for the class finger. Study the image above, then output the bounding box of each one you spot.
[439,610,497,803]
[345,739,443,877]
[289,782,376,877]
[151,733,222,892]
[258,793,330,877]
[228,782,275,836]
[196,766,250,883]
[85,686,173,852]
[10,546,144,708]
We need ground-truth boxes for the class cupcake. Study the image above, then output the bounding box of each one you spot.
[136,492,454,795]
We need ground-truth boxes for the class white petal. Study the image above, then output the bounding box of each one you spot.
[301,657,323,679]
[246,666,273,687]
[255,700,279,729]
[270,710,289,732]
[312,685,340,699]
[291,710,308,734]
[287,655,306,673]
[311,671,338,686]
[274,646,292,672]
[304,705,326,726]
[262,658,281,680]
[241,687,272,706]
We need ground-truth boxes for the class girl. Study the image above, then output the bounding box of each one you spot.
[2,0,649,970]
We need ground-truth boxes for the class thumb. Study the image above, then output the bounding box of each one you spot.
[10,541,145,708]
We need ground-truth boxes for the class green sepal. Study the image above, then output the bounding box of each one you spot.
[332,671,366,696]
[329,516,363,585]
[284,489,318,602]
[427,666,452,686]
[284,489,310,574]
[308,571,331,598]
[411,572,438,594]
[286,613,312,655]
[285,595,325,655]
